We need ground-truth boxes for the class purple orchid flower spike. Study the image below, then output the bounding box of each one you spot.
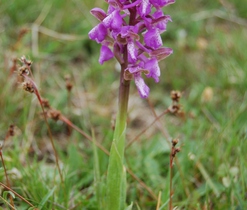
[88,0,174,98]
[88,1,176,209]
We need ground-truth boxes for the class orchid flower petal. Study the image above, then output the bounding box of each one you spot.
[144,28,163,49]
[145,58,160,82]
[99,45,114,65]
[137,0,151,17]
[88,23,107,43]
[134,73,150,98]
[127,40,138,64]
[150,0,175,8]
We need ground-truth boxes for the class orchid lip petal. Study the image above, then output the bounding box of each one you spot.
[99,45,114,65]
[137,0,151,17]
[88,23,107,43]
[134,73,150,98]
[103,10,123,31]
[144,28,163,50]
[144,58,160,82]
[127,41,138,64]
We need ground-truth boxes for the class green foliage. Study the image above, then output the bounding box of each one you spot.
[0,0,246,209]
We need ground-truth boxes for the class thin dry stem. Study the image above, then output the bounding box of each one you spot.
[147,98,171,143]
[21,71,63,182]
[169,155,173,210]
[37,97,64,182]
[0,151,14,208]
[0,182,36,208]
[59,115,109,156]
[156,191,162,210]
[0,152,10,187]
[169,139,181,210]
[1,125,16,208]
[126,167,158,200]
[0,195,16,210]
[126,109,170,148]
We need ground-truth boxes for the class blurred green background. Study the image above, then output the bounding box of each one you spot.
[0,0,247,209]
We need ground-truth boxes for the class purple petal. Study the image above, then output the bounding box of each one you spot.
[107,5,116,14]
[127,40,138,64]
[134,73,150,98]
[150,47,173,60]
[120,26,131,38]
[90,8,107,21]
[153,10,172,31]
[145,58,160,82]
[123,0,142,9]
[99,45,114,65]
[127,62,144,74]
[144,28,163,50]
[137,0,151,17]
[88,23,107,43]
[135,40,151,53]
[150,0,175,8]
[107,0,123,9]
[103,10,123,31]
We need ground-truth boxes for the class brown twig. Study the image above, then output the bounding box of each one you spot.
[156,191,162,210]
[125,109,170,148]
[35,91,64,182]
[59,115,110,156]
[0,182,36,209]
[126,167,158,200]
[65,75,73,136]
[147,98,171,142]
[169,139,181,210]
[0,151,14,208]
[0,125,16,208]
[19,56,63,182]
[0,195,15,210]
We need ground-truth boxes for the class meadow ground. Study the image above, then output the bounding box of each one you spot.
[0,0,247,209]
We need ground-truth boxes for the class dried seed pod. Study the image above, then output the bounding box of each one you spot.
[18,66,29,76]
[41,98,51,109]
[20,55,32,66]
[8,125,15,137]
[172,138,179,146]
[170,90,181,102]
[48,109,61,121]
[22,81,34,93]
[64,75,73,92]
[168,104,181,114]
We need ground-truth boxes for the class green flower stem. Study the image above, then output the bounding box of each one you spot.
[106,47,130,210]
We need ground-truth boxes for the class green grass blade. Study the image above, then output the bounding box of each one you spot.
[38,186,56,209]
